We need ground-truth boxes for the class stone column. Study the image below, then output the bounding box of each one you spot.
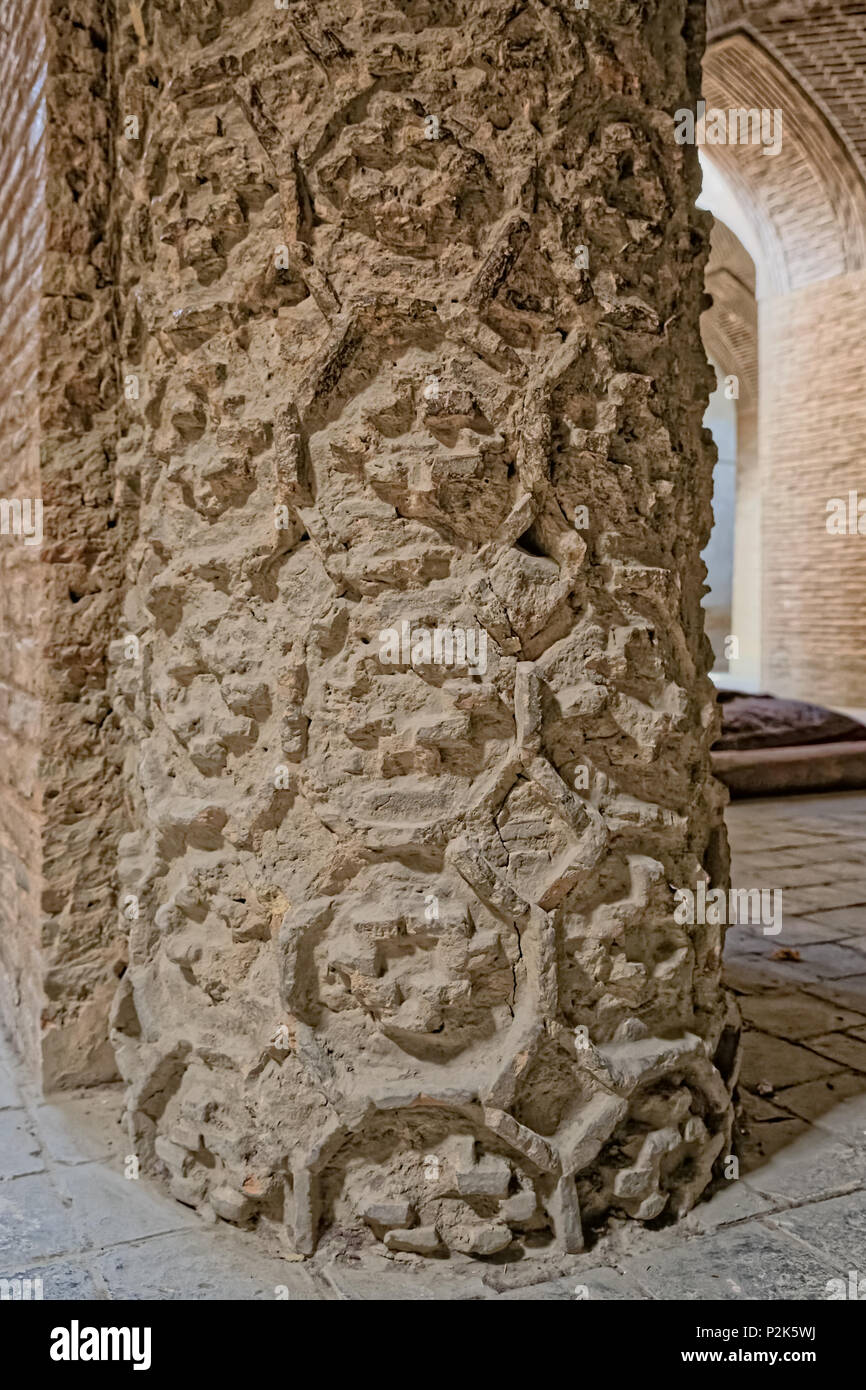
[111,0,737,1257]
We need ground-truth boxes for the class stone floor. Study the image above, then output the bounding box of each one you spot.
[2,791,865,1301]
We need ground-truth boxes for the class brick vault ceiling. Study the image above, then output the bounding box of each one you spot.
[708,0,866,183]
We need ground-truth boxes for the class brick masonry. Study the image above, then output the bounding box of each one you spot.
[0,0,48,1080]
[700,5,866,700]
[760,271,866,706]
[0,0,125,1089]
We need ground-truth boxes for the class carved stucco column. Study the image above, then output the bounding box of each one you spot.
[110,0,738,1258]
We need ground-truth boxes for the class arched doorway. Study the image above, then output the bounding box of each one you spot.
[699,27,866,710]
[700,215,758,690]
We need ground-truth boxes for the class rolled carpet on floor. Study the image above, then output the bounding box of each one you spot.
[711,690,866,798]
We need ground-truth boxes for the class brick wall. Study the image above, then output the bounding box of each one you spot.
[761,270,866,706]
[0,0,125,1088]
[36,0,125,1089]
[0,0,47,1075]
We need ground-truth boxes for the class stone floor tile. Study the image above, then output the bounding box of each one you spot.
[619,1223,838,1300]
[493,1267,647,1300]
[739,941,866,987]
[799,907,866,934]
[741,1125,866,1206]
[0,1174,78,1265]
[0,1109,45,1179]
[739,993,865,1039]
[785,885,866,915]
[0,1061,22,1112]
[767,1193,866,1271]
[740,916,850,949]
[811,861,866,882]
[96,1230,322,1301]
[770,867,842,889]
[769,846,858,866]
[738,1113,811,1169]
[730,849,782,868]
[767,839,839,861]
[320,1258,490,1301]
[725,921,795,955]
[803,1031,866,1072]
[723,957,789,994]
[802,977,866,1014]
[739,1089,796,1123]
[0,1262,101,1300]
[61,1165,200,1250]
[34,1092,125,1166]
[774,1071,866,1126]
[681,1178,774,1232]
[768,835,847,851]
[731,831,803,847]
[778,1080,866,1148]
[739,1032,842,1092]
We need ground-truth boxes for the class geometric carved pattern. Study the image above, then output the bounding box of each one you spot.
[108,0,737,1259]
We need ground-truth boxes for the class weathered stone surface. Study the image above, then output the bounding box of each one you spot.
[0,0,736,1262]
[3,794,866,1299]
[100,0,736,1260]
[383,1226,441,1255]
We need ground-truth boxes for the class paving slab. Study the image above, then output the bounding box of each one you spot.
[0,1061,21,1111]
[0,1262,101,1300]
[768,846,860,867]
[808,861,866,882]
[778,1079,866,1148]
[96,1230,322,1301]
[739,1089,796,1123]
[767,1193,866,1272]
[60,1164,200,1250]
[681,1178,774,1232]
[742,1125,866,1206]
[320,1258,491,1301]
[0,1109,45,1179]
[33,1093,125,1166]
[775,1071,866,1127]
[723,957,790,994]
[739,993,865,1040]
[743,941,866,986]
[785,886,866,915]
[619,1223,839,1301]
[739,1032,842,1092]
[803,1031,866,1073]
[0,1173,78,1266]
[493,1267,648,1300]
[801,907,866,934]
[802,976,866,1013]
[738,1113,811,1168]
[771,866,844,889]
[722,929,779,958]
